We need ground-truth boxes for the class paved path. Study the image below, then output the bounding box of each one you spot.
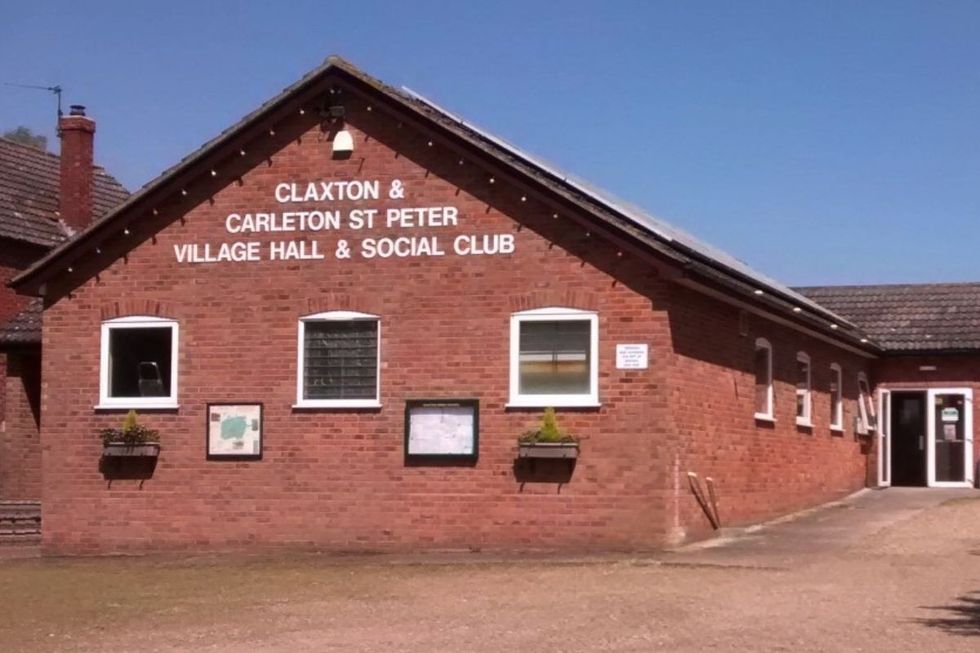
[1,487,978,652]
[668,487,977,566]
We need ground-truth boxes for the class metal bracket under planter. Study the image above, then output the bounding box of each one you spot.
[518,442,579,459]
[102,443,161,458]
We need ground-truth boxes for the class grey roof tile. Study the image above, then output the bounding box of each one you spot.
[0,298,41,345]
[0,137,128,247]
[795,283,980,352]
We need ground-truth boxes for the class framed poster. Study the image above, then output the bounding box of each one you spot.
[405,399,478,460]
[206,403,263,460]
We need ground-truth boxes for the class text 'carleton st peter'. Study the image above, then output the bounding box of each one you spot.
[173,178,515,263]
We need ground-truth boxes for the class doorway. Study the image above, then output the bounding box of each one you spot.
[889,392,926,486]
[881,388,974,488]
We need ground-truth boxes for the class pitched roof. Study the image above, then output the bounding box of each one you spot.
[795,283,980,352]
[0,137,128,247]
[9,56,875,353]
[0,298,41,345]
[401,89,848,328]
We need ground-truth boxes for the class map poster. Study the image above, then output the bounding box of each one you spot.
[207,403,263,460]
[405,399,479,460]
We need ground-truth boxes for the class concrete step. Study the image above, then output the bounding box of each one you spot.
[0,532,41,546]
[0,501,41,544]
[1,519,40,532]
[0,500,41,515]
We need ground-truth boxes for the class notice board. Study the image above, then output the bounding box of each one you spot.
[404,399,479,460]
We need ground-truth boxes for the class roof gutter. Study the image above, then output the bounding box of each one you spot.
[5,56,880,355]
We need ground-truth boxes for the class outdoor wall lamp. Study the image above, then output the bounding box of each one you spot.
[326,103,353,156]
[332,127,354,155]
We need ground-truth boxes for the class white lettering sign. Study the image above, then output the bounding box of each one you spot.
[616,344,649,370]
[275,180,380,203]
[175,178,515,264]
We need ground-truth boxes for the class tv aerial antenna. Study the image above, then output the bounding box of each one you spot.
[3,82,64,130]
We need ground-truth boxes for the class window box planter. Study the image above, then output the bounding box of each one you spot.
[518,442,579,459]
[517,408,579,460]
[99,411,161,458]
[102,442,161,458]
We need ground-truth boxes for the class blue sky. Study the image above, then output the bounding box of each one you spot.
[2,1,978,285]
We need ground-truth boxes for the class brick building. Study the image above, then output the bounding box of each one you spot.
[3,58,976,555]
[0,120,126,541]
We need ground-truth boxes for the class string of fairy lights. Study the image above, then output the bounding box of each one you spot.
[51,81,872,348]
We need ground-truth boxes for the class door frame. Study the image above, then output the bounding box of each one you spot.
[926,387,974,488]
[878,386,974,488]
[877,389,892,487]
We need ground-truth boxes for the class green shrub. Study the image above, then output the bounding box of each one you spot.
[519,407,576,444]
[100,410,160,446]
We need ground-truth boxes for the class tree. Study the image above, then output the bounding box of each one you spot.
[2,126,47,151]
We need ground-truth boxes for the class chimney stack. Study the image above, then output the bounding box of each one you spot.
[59,105,96,231]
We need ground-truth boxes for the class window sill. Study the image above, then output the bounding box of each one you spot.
[292,401,382,410]
[95,403,179,411]
[830,426,845,435]
[754,413,776,423]
[796,419,814,428]
[506,399,601,409]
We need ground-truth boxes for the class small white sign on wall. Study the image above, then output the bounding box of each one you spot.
[616,344,649,370]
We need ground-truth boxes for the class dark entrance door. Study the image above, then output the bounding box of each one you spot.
[891,392,926,486]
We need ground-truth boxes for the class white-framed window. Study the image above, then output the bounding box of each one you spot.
[295,311,380,408]
[796,351,812,426]
[99,316,179,409]
[857,372,876,433]
[508,307,599,407]
[753,337,774,420]
[829,363,844,431]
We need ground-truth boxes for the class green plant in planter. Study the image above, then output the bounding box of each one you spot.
[99,410,160,447]
[519,407,577,444]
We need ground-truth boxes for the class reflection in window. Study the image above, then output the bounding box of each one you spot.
[509,308,598,407]
[796,352,812,425]
[830,363,843,430]
[518,320,591,395]
[754,338,773,419]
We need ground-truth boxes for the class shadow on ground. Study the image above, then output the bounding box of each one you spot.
[918,591,980,636]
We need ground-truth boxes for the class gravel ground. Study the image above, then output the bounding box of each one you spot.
[0,489,978,652]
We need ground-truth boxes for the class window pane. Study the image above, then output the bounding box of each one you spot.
[304,320,378,400]
[830,370,842,425]
[859,379,876,428]
[519,320,591,395]
[796,359,810,391]
[796,358,810,419]
[754,347,770,414]
[108,327,172,398]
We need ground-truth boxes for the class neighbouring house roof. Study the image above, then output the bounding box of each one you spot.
[795,283,980,353]
[0,298,42,345]
[0,137,128,247]
[8,56,876,353]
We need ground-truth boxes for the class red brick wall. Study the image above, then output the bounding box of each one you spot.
[0,242,45,322]
[35,99,874,554]
[0,351,42,499]
[664,288,873,541]
[0,240,47,501]
[875,354,980,482]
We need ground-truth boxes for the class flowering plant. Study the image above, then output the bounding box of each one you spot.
[99,410,160,447]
